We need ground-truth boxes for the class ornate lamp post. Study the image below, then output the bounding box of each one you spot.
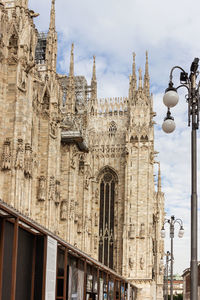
[161,216,184,300]
[162,58,200,300]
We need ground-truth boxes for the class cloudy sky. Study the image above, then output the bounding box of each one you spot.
[29,0,200,274]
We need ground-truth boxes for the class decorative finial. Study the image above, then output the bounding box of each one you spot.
[49,0,56,31]
[132,52,136,77]
[92,55,96,81]
[69,43,74,77]
[144,50,150,94]
[145,50,149,77]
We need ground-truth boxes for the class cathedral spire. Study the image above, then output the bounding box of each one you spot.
[129,52,137,100]
[49,0,55,31]
[92,55,96,81]
[157,163,162,193]
[132,52,136,78]
[69,43,74,77]
[91,55,97,100]
[132,52,137,90]
[138,67,143,90]
[144,51,150,95]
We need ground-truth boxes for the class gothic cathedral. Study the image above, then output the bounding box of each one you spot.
[0,0,164,298]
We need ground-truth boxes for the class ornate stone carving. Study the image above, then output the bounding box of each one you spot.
[60,200,67,220]
[15,139,24,169]
[50,121,57,139]
[2,138,11,170]
[38,176,46,201]
[24,143,32,177]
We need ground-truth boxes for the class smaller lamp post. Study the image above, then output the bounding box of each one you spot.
[161,216,184,300]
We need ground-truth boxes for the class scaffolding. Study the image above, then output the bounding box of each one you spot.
[35,32,47,64]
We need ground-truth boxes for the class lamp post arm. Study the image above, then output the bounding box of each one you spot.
[174,218,183,227]
[169,66,188,83]
[176,84,190,92]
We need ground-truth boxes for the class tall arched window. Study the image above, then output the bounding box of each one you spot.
[98,170,116,269]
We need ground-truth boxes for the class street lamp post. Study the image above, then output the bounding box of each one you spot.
[164,251,171,300]
[161,216,184,300]
[162,58,200,300]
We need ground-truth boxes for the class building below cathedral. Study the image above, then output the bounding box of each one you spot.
[0,0,165,299]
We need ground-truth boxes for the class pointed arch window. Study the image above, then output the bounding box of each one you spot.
[99,171,116,269]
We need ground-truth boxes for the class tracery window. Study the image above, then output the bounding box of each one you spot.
[109,121,117,137]
[99,171,116,269]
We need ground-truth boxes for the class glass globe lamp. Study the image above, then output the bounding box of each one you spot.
[162,118,176,133]
[163,90,179,108]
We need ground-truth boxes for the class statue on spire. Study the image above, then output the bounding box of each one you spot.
[129,52,137,100]
[144,51,150,95]
[91,55,97,100]
[49,0,56,31]
[92,55,96,81]
[69,43,74,77]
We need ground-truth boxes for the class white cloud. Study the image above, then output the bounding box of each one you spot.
[29,0,200,275]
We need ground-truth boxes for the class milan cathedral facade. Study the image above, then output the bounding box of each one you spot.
[0,0,165,298]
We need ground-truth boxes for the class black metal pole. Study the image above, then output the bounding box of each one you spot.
[190,76,198,300]
[170,237,173,300]
[166,254,169,300]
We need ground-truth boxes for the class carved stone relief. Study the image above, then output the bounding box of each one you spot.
[2,138,11,170]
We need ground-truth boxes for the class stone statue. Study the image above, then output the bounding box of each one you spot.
[60,200,67,220]
[49,176,55,202]
[38,176,46,201]
[140,257,144,270]
[15,139,24,169]
[24,143,32,177]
